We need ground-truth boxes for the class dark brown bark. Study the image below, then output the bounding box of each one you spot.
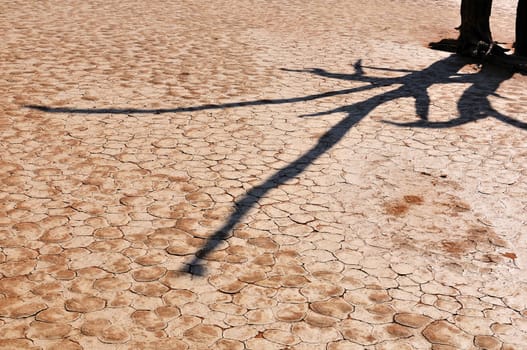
[516,0,527,56]
[457,0,494,57]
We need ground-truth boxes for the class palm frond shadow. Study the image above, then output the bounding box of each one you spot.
[25,54,525,275]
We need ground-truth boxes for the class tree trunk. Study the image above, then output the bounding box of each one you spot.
[516,0,527,56]
[457,0,494,57]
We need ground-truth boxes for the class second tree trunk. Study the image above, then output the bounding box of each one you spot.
[516,0,527,56]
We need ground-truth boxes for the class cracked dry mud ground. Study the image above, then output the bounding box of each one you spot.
[1,0,526,349]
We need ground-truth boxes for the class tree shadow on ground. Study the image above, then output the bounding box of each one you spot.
[26,54,526,275]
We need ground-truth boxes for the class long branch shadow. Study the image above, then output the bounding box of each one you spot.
[26,85,377,115]
[26,54,526,275]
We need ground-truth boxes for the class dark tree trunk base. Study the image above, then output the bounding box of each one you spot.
[429,0,527,71]
[430,39,508,56]
[457,0,496,58]
[429,39,527,73]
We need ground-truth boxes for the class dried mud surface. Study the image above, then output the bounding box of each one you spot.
[1,0,526,349]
